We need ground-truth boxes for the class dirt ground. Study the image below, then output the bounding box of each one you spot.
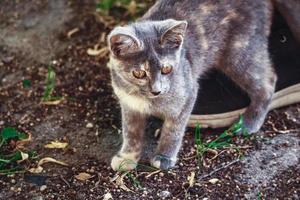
[0,1,299,200]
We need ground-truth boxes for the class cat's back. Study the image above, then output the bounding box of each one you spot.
[142,0,273,37]
[143,0,271,20]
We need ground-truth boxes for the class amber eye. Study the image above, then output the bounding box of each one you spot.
[161,65,173,75]
[132,69,146,79]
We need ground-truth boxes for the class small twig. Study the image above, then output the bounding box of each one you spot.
[207,150,226,162]
[145,169,161,179]
[265,129,299,134]
[198,158,240,180]
[60,175,70,188]
[182,155,196,161]
[92,173,106,190]
[222,145,253,149]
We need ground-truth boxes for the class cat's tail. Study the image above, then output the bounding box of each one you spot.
[273,0,300,42]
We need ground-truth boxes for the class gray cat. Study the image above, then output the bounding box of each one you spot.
[107,0,300,170]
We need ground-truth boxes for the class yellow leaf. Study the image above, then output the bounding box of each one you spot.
[87,47,108,56]
[37,157,68,166]
[41,98,65,105]
[29,166,43,174]
[187,171,195,187]
[28,157,68,174]
[127,0,137,15]
[44,141,68,149]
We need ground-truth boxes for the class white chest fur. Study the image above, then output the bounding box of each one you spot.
[113,85,151,113]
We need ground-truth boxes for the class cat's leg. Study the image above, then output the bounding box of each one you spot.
[221,39,277,134]
[151,93,197,170]
[111,106,146,171]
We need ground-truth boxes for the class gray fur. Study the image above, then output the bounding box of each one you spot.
[107,0,299,170]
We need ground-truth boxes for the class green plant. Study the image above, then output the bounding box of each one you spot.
[42,65,62,102]
[97,0,152,20]
[195,116,249,163]
[115,159,159,190]
[97,0,131,12]
[117,159,142,189]
[0,127,36,175]
[22,79,31,88]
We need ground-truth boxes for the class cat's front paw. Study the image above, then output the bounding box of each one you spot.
[111,152,139,171]
[151,154,177,170]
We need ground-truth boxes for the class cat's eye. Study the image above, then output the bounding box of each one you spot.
[161,65,173,75]
[132,69,146,79]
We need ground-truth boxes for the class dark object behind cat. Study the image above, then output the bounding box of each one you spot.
[107,0,300,170]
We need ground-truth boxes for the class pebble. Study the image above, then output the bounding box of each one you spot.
[86,123,93,128]
[2,56,14,64]
[32,196,43,200]
[11,179,16,184]
[159,190,171,198]
[159,172,164,177]
[40,185,47,191]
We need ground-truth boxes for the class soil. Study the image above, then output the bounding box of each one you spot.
[0,1,299,200]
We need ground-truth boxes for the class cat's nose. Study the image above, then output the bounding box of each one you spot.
[151,91,161,96]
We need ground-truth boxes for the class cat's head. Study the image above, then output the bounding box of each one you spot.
[108,19,187,97]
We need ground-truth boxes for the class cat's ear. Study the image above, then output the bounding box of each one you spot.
[108,27,142,57]
[160,20,188,48]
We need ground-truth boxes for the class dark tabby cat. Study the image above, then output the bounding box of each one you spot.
[107,0,300,170]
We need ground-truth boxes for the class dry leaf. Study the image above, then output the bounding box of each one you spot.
[17,152,29,164]
[208,178,219,184]
[187,171,195,187]
[28,157,69,174]
[29,166,43,173]
[111,172,132,192]
[67,27,79,38]
[87,47,108,56]
[38,157,68,166]
[15,132,32,149]
[41,98,65,105]
[127,0,137,15]
[103,192,113,200]
[75,172,93,181]
[44,141,68,149]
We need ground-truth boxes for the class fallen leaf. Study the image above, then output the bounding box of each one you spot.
[15,133,32,149]
[41,98,65,105]
[208,178,219,184]
[28,157,68,174]
[103,192,113,200]
[75,172,93,181]
[37,157,68,167]
[87,47,109,56]
[67,27,79,38]
[111,172,132,192]
[187,171,195,187]
[127,0,137,15]
[28,166,43,174]
[17,152,29,163]
[44,141,68,149]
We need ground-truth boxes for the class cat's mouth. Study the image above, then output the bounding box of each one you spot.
[147,95,160,99]
[139,90,163,99]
